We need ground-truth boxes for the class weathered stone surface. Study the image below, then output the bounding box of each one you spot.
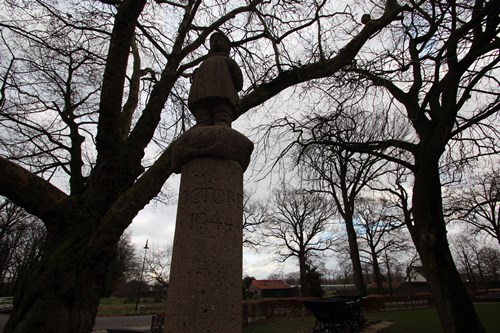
[166,31,251,332]
[165,157,244,333]
[171,126,254,173]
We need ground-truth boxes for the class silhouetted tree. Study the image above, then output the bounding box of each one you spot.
[0,0,407,331]
[305,264,325,297]
[447,166,500,246]
[145,242,172,289]
[261,185,336,297]
[355,197,404,293]
[294,108,398,296]
[242,276,255,299]
[272,0,498,331]
[102,231,139,297]
[242,191,268,249]
[0,199,45,296]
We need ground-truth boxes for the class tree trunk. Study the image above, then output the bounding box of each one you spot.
[344,215,367,296]
[371,249,383,294]
[464,258,476,289]
[383,250,394,296]
[298,253,310,297]
[495,224,500,248]
[0,247,9,293]
[411,159,485,333]
[4,221,117,333]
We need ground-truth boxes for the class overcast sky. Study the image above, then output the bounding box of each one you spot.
[126,105,295,279]
[128,191,338,280]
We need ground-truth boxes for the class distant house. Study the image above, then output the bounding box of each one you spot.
[248,280,298,298]
[406,266,427,283]
[395,266,430,294]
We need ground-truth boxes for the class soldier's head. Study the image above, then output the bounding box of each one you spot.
[209,32,231,54]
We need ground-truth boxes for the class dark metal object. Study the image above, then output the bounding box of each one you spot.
[303,296,367,333]
[150,314,165,333]
[105,329,150,333]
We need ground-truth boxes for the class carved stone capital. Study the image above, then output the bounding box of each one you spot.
[171,126,254,173]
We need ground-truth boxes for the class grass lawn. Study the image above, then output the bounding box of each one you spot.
[97,299,500,332]
[366,303,500,333]
[242,303,500,333]
[97,298,166,316]
[242,316,315,333]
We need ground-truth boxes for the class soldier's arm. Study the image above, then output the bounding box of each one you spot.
[227,59,243,91]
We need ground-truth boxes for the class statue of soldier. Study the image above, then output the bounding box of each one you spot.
[188,32,243,127]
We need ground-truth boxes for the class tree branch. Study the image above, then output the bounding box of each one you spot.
[95,0,146,162]
[0,157,69,223]
[239,0,406,116]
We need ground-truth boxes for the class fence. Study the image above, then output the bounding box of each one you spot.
[242,294,438,325]
[362,294,435,311]
[242,298,312,325]
[0,297,14,312]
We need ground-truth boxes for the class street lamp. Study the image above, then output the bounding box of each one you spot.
[135,239,149,314]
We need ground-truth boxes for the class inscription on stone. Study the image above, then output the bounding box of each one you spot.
[179,187,243,230]
[179,187,242,209]
[188,211,240,230]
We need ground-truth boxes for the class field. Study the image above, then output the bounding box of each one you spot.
[97,299,500,333]
[97,298,166,316]
[242,303,500,333]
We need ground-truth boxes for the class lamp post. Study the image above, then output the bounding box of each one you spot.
[135,239,149,314]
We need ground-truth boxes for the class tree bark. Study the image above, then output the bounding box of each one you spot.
[298,253,311,297]
[411,158,485,333]
[385,252,393,296]
[371,248,384,294]
[4,219,119,333]
[344,215,367,296]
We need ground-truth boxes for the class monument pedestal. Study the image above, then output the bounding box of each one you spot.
[166,126,253,333]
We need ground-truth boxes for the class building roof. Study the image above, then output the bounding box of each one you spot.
[408,265,427,277]
[250,280,292,290]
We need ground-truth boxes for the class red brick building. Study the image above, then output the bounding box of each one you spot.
[248,280,298,298]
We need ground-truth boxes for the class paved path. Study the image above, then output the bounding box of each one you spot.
[361,321,394,332]
[1,315,394,333]
[0,315,7,332]
[0,314,152,332]
[93,315,152,331]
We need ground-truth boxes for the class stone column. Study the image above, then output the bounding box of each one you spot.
[166,126,253,333]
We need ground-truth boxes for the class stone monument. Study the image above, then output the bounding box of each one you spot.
[165,32,253,333]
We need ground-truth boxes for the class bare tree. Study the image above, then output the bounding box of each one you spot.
[451,234,481,286]
[451,233,500,287]
[447,167,500,246]
[477,247,500,282]
[290,108,400,296]
[355,196,405,293]
[0,0,407,331]
[242,191,268,249]
[370,168,418,295]
[102,231,140,297]
[270,0,499,331]
[261,185,336,296]
[145,242,172,289]
[0,198,45,296]
[380,233,414,296]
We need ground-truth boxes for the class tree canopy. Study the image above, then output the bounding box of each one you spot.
[0,0,407,332]
[259,0,499,332]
